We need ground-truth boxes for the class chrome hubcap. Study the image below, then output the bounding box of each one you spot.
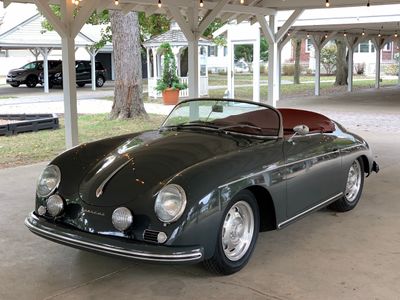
[345,160,362,202]
[222,201,254,261]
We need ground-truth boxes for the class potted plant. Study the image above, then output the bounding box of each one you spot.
[155,43,187,105]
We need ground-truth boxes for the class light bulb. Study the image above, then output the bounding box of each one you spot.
[115,0,119,5]
[325,0,330,7]
[200,0,204,8]
[158,0,162,8]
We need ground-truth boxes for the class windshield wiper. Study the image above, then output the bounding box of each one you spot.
[160,121,219,131]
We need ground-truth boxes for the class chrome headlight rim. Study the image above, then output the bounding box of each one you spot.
[154,184,187,224]
[36,164,61,198]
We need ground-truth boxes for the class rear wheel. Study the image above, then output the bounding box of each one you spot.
[329,158,364,212]
[10,83,20,87]
[26,76,38,88]
[77,82,86,87]
[203,190,259,275]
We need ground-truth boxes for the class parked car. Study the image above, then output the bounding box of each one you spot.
[39,60,106,88]
[25,99,379,275]
[6,60,62,88]
[234,60,250,73]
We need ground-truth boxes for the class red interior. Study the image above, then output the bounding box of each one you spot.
[278,108,335,135]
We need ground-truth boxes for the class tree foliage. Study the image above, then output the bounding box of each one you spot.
[321,44,337,75]
[233,37,269,62]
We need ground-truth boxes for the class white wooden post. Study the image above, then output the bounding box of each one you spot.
[152,48,157,98]
[86,47,99,91]
[227,38,234,98]
[348,47,354,92]
[253,38,260,102]
[38,47,52,93]
[188,36,199,98]
[375,45,381,89]
[314,46,321,96]
[146,47,151,80]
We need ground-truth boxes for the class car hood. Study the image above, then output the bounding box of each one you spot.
[8,68,26,74]
[78,130,252,207]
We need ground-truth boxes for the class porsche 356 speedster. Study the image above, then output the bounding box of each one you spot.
[25,99,379,275]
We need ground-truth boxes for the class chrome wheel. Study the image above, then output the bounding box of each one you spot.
[222,200,254,261]
[96,76,104,87]
[345,160,362,202]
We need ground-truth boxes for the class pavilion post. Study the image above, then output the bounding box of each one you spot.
[146,47,151,80]
[314,46,321,96]
[38,47,52,93]
[86,47,99,91]
[258,9,303,106]
[253,36,260,102]
[372,37,387,89]
[188,36,199,98]
[347,47,354,92]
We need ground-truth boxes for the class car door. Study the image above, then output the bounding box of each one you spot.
[284,132,342,218]
[76,62,89,83]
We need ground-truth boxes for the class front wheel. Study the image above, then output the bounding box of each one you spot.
[26,76,38,88]
[203,190,259,275]
[10,83,20,87]
[329,158,365,212]
[96,76,105,87]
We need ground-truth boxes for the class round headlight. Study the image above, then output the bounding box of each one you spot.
[37,165,61,197]
[154,184,187,223]
[46,194,64,217]
[112,207,133,231]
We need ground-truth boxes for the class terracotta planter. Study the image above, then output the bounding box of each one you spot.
[162,88,180,105]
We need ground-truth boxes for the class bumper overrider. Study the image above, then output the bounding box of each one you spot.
[25,212,204,264]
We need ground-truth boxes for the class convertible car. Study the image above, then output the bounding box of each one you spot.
[25,99,379,275]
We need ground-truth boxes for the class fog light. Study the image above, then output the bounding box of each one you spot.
[112,207,133,231]
[37,205,47,216]
[46,194,64,217]
[157,232,168,244]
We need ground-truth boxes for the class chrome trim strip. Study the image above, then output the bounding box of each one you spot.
[96,159,132,198]
[277,192,343,229]
[25,216,202,262]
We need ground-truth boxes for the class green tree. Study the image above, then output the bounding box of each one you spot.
[321,44,337,75]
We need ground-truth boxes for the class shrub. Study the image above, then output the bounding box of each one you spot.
[384,64,399,76]
[354,63,366,75]
[282,64,296,76]
[321,44,337,75]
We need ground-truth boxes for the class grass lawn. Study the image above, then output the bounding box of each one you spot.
[208,79,398,100]
[208,73,369,86]
[0,114,165,169]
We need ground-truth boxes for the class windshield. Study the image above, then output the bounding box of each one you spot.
[161,99,281,138]
[22,62,40,70]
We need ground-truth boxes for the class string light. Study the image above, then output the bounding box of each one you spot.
[240,0,245,4]
[378,30,381,37]
[367,0,370,7]
[287,32,291,36]
[114,0,119,5]
[362,29,365,36]
[307,33,310,38]
[325,33,328,38]
[343,31,347,37]
[158,0,162,8]
[325,0,330,7]
[395,32,398,38]
[200,0,204,7]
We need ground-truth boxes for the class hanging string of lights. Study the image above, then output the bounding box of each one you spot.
[287,27,400,39]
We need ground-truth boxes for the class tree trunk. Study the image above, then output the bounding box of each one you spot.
[110,11,147,119]
[293,38,302,84]
[334,40,348,86]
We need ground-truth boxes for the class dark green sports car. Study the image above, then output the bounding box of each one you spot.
[25,99,379,275]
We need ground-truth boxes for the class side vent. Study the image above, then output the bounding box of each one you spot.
[143,229,160,243]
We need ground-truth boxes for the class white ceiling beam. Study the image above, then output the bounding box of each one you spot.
[166,2,194,40]
[276,9,304,43]
[72,0,104,37]
[198,0,230,34]
[33,0,67,37]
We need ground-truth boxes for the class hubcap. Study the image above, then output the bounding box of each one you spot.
[97,77,104,86]
[345,160,362,202]
[222,201,254,261]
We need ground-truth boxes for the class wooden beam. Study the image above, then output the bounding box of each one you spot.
[72,0,104,37]
[166,3,194,40]
[257,15,274,44]
[275,9,303,43]
[33,0,67,37]
[198,0,230,34]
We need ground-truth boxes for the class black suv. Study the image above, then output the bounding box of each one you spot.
[40,60,107,88]
[7,60,62,88]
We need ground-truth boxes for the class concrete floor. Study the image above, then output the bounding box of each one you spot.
[1,87,400,299]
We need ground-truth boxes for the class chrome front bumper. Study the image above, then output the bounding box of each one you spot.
[25,212,203,263]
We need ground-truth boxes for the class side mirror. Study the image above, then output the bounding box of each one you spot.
[293,124,309,136]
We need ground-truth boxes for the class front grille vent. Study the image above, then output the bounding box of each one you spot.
[143,229,160,243]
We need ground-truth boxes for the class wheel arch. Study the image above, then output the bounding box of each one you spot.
[244,185,277,232]
[359,155,370,175]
